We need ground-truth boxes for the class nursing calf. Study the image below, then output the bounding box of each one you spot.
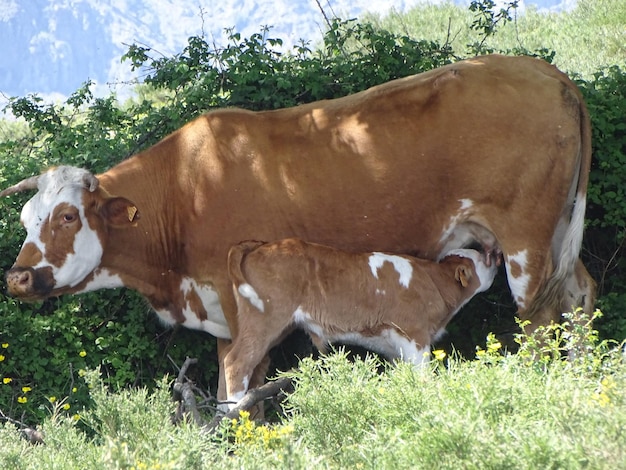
[224,239,498,407]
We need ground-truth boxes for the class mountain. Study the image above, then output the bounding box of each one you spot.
[0,0,574,102]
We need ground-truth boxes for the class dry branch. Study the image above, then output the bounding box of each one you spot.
[169,356,294,432]
[204,376,294,433]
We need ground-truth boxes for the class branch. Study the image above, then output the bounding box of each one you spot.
[204,376,294,433]
[0,409,45,445]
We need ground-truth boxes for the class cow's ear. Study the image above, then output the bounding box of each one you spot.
[100,197,139,227]
[455,265,472,288]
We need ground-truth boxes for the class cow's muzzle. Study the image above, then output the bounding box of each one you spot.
[5,266,54,301]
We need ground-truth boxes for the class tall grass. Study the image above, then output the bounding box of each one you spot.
[2,310,624,469]
[365,0,626,77]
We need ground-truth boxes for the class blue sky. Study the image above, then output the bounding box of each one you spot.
[0,0,577,104]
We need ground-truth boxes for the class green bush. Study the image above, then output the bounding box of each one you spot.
[2,310,624,469]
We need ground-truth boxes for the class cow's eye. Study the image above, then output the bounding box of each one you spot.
[63,213,76,223]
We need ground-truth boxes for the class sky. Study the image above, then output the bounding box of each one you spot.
[0,0,577,106]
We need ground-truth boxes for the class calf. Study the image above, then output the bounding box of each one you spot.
[224,238,498,407]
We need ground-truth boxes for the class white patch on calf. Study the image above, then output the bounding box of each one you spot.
[445,248,497,294]
[332,328,428,367]
[504,249,531,309]
[368,253,413,288]
[238,283,265,312]
[227,375,250,411]
[293,306,326,341]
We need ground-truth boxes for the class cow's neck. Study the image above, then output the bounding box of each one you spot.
[76,146,231,337]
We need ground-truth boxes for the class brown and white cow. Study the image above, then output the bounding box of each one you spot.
[224,239,499,407]
[0,55,595,406]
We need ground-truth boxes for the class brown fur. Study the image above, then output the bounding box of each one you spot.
[223,239,494,404]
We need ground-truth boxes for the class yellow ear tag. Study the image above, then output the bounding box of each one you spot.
[127,205,138,222]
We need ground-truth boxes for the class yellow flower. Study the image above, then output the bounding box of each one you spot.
[1,343,7,348]
[79,350,87,357]
[476,349,486,357]
[49,396,57,403]
[17,396,27,404]
[72,414,81,421]
[2,377,12,384]
[22,386,32,393]
[63,403,71,410]
[432,349,446,361]
[0,354,5,362]
[72,387,78,393]
[78,369,86,377]
[487,341,502,352]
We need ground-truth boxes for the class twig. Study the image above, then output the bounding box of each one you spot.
[204,376,293,433]
[0,408,45,445]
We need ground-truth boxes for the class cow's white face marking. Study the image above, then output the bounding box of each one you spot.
[20,167,103,289]
[238,283,265,312]
[368,253,413,288]
[505,249,531,309]
[155,277,231,339]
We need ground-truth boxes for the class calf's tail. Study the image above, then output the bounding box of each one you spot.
[227,240,267,287]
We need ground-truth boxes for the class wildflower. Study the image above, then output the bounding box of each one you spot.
[63,403,71,410]
[22,386,32,393]
[432,349,446,361]
[79,350,87,357]
[49,396,57,403]
[72,414,81,422]
[3,377,12,384]
[78,369,86,377]
[1,343,8,348]
[72,387,78,393]
[0,354,5,362]
[476,349,486,357]
[487,340,502,352]
[17,396,27,404]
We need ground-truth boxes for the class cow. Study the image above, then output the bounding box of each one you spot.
[0,54,595,409]
[224,239,499,407]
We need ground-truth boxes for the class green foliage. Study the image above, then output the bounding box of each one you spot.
[366,0,626,77]
[4,309,625,468]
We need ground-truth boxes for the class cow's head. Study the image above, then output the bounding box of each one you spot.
[1,166,138,301]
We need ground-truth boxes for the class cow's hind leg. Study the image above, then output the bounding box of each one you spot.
[561,259,596,317]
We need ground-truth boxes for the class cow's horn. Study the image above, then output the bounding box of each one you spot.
[0,175,41,197]
[82,173,99,192]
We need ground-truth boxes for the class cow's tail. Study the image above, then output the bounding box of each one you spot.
[227,240,267,289]
[528,82,593,320]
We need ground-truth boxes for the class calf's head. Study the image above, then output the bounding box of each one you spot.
[1,166,138,301]
[445,248,498,296]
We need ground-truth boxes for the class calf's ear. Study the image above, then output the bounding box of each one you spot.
[455,265,472,288]
[100,197,139,227]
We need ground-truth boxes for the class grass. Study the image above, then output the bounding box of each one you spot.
[1,310,624,469]
[364,0,626,77]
